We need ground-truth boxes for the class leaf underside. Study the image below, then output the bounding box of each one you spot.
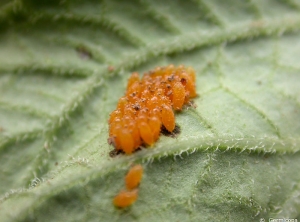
[0,0,300,221]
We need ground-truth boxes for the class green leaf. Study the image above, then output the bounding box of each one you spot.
[1,0,300,221]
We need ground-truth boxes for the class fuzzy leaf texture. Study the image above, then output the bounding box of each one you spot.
[0,0,300,221]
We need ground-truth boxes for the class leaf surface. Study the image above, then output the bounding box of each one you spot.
[0,0,300,221]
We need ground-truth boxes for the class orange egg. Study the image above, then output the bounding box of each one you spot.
[119,128,135,154]
[148,116,161,140]
[125,164,143,190]
[127,72,140,90]
[180,72,196,97]
[161,105,175,132]
[138,121,154,145]
[172,82,185,110]
[128,121,141,149]
[113,189,138,208]
[146,96,159,110]
[127,81,141,98]
[109,109,121,124]
[109,122,122,150]
[117,97,128,114]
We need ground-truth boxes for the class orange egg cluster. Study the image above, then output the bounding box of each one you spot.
[113,164,143,208]
[108,65,197,154]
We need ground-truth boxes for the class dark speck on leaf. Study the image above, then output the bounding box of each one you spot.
[161,124,181,138]
[109,149,123,157]
[76,45,92,60]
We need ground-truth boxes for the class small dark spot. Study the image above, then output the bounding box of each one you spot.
[263,153,271,159]
[109,146,144,157]
[109,149,123,157]
[134,146,142,152]
[160,124,181,138]
[0,127,4,132]
[76,45,92,60]
[166,84,171,89]
[55,162,58,166]
[181,78,187,86]
[187,100,197,109]
[132,103,140,111]
[167,74,175,82]
[256,80,262,85]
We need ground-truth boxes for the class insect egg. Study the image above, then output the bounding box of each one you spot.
[125,164,143,190]
[113,189,138,208]
[138,121,154,145]
[119,128,135,154]
[172,82,185,110]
